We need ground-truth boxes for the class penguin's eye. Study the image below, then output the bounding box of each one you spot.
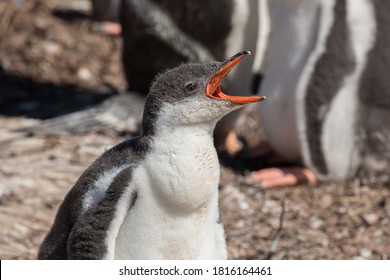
[185,82,197,91]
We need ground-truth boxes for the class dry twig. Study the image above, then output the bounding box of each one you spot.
[264,194,286,259]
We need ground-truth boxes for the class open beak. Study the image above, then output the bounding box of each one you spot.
[206,51,266,104]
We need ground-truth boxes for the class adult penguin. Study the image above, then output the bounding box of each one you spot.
[246,0,390,188]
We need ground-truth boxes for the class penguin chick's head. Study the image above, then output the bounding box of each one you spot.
[142,51,266,135]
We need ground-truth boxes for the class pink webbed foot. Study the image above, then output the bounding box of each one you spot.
[223,130,244,156]
[244,167,318,189]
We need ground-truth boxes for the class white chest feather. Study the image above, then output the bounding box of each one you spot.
[113,127,226,259]
[146,135,220,209]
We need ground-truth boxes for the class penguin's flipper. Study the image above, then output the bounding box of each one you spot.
[37,194,75,259]
[245,167,318,189]
[66,167,137,260]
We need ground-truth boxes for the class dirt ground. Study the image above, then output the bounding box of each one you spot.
[0,0,389,260]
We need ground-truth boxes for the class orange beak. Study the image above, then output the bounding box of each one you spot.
[206,51,266,104]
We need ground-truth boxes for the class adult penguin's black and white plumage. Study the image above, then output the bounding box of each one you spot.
[38,52,265,260]
[247,0,390,187]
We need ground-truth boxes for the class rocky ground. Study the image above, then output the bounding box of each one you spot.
[0,0,389,260]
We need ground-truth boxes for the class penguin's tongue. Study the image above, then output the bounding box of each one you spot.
[206,51,266,104]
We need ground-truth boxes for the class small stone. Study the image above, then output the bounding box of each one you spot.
[359,248,372,258]
[77,68,92,81]
[320,194,333,208]
[43,41,60,55]
[337,207,347,214]
[35,18,49,30]
[362,213,380,225]
[309,216,324,229]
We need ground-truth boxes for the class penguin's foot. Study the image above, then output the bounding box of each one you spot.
[244,167,318,189]
[92,22,121,35]
[223,130,243,156]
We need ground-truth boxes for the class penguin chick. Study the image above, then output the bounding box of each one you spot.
[38,51,266,260]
